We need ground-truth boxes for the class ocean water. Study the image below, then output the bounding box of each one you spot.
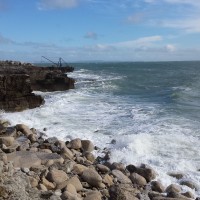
[1,61,200,194]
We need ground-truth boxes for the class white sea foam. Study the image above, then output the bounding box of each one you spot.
[1,66,200,196]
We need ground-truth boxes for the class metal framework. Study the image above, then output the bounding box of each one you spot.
[42,56,68,67]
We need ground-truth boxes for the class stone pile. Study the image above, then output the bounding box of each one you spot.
[0,120,199,200]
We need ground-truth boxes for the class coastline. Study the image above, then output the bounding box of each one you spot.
[0,60,200,199]
[0,120,199,199]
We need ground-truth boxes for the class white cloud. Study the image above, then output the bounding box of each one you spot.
[165,44,176,52]
[38,0,79,10]
[162,18,200,33]
[145,0,200,6]
[114,35,162,48]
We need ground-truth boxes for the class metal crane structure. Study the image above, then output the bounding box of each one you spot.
[41,56,69,67]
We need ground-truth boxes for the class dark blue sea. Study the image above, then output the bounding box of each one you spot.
[2,61,200,193]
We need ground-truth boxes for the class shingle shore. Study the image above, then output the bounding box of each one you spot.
[0,119,199,200]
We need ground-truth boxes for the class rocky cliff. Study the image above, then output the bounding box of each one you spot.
[0,61,75,112]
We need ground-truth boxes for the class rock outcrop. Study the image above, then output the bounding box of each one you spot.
[0,60,75,111]
[0,73,44,112]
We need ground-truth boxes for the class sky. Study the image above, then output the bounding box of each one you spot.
[0,0,200,62]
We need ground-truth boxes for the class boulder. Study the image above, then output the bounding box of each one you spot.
[65,184,77,195]
[84,152,95,163]
[16,124,33,136]
[81,168,102,188]
[64,176,83,192]
[61,147,74,160]
[7,151,63,168]
[168,172,184,180]
[84,191,102,200]
[110,162,125,171]
[129,173,147,186]
[0,136,15,146]
[41,177,55,190]
[180,180,199,190]
[112,169,132,184]
[73,164,88,175]
[109,184,140,200]
[81,140,94,153]
[151,181,165,193]
[96,164,110,173]
[127,164,156,182]
[67,138,82,150]
[103,174,114,187]
[165,184,181,194]
[46,169,68,185]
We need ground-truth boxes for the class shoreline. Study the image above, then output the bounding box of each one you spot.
[0,119,199,200]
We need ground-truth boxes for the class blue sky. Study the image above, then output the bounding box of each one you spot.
[0,0,200,62]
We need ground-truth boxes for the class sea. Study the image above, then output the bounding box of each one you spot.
[1,61,200,194]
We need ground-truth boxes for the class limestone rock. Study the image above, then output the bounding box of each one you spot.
[181,191,195,199]
[46,169,68,185]
[165,184,181,193]
[84,152,95,163]
[41,177,55,190]
[0,136,15,146]
[130,172,147,186]
[81,168,102,188]
[103,174,114,187]
[65,184,77,195]
[112,169,132,184]
[151,181,165,193]
[109,184,140,200]
[127,164,156,182]
[64,176,83,192]
[96,164,110,173]
[29,176,38,188]
[73,164,88,175]
[61,146,74,160]
[81,140,94,153]
[168,172,184,179]
[110,162,125,171]
[67,138,82,150]
[84,191,102,200]
[180,180,199,190]
[61,191,82,200]
[16,124,33,136]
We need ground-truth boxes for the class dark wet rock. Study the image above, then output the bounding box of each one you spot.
[148,191,164,199]
[127,164,156,182]
[109,184,140,200]
[45,137,58,145]
[168,172,184,179]
[110,162,125,171]
[181,191,195,199]
[151,181,165,193]
[180,180,199,190]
